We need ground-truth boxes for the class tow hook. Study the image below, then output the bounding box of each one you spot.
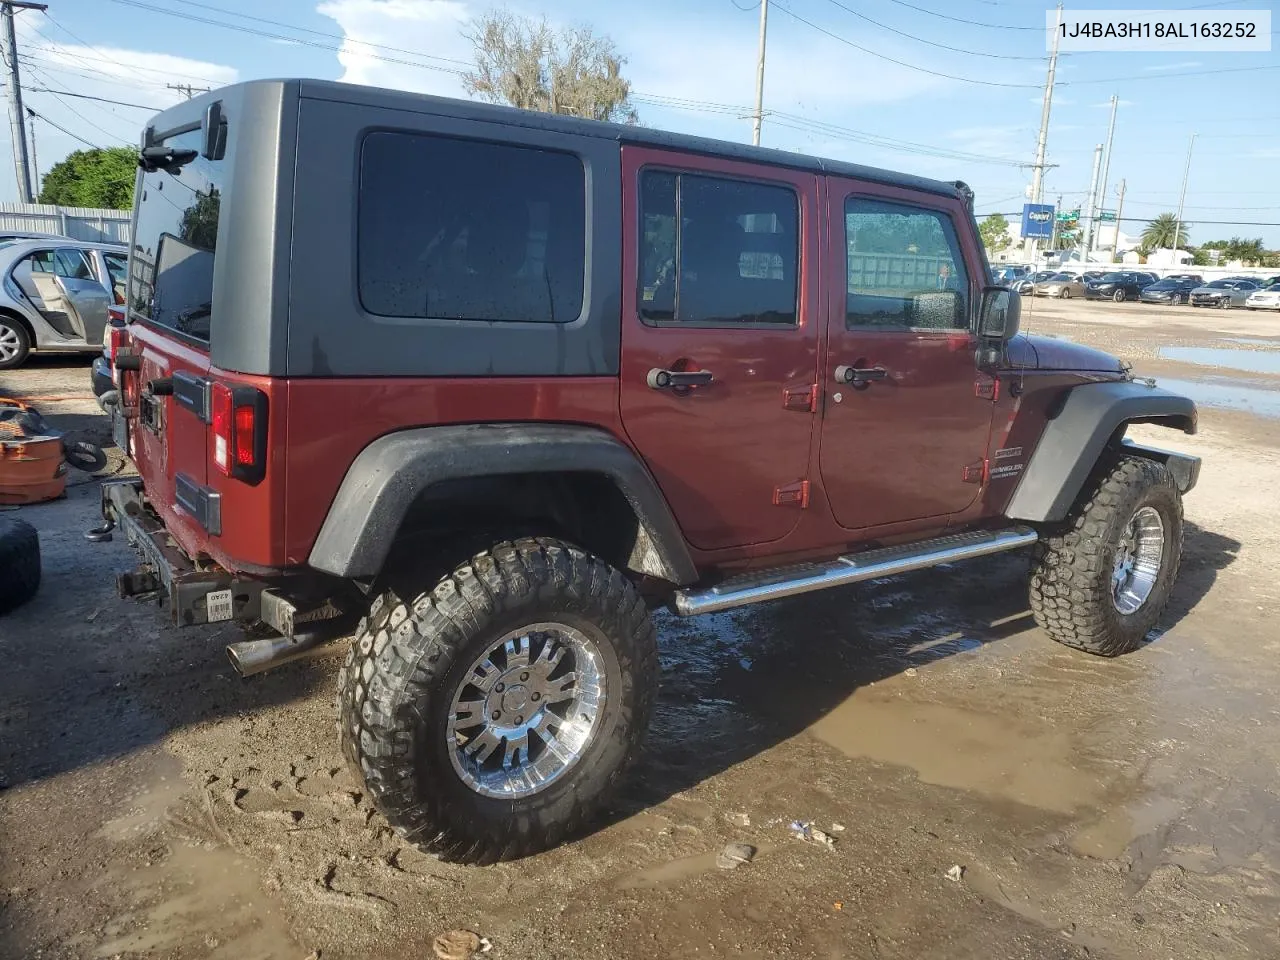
[85,518,115,543]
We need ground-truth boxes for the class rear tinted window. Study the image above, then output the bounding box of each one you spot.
[358,132,585,324]
[129,128,224,343]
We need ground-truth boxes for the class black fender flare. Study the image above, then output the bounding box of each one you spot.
[308,423,699,586]
[1005,380,1198,523]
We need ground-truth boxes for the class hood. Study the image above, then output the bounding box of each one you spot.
[1006,334,1126,374]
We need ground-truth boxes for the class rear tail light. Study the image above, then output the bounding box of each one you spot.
[107,322,127,364]
[211,382,268,484]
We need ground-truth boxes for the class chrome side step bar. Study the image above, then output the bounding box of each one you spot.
[672,526,1039,617]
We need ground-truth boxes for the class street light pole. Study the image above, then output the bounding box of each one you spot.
[1172,133,1196,255]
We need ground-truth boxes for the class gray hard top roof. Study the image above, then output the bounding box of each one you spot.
[151,78,970,204]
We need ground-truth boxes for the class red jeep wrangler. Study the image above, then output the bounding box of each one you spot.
[96,80,1199,864]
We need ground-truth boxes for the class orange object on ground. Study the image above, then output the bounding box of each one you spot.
[0,434,67,505]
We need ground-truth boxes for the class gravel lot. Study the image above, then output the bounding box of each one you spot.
[2,300,1279,960]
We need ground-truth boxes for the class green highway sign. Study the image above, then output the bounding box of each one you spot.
[1056,209,1080,221]
[1098,210,1117,222]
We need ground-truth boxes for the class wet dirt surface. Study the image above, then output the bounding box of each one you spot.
[3,309,1280,960]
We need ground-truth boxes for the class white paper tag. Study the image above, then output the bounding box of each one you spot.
[206,589,234,623]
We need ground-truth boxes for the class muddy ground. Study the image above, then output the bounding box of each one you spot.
[2,301,1279,960]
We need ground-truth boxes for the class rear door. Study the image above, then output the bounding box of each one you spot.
[618,147,820,552]
[126,126,221,536]
[52,248,110,345]
[819,180,996,530]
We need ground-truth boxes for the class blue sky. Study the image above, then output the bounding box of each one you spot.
[10,0,1280,245]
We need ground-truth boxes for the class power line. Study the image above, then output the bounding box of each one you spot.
[819,0,1049,60]
[35,12,227,86]
[103,0,466,76]
[21,60,134,144]
[771,3,1043,88]
[878,0,1041,31]
[27,87,160,110]
[26,105,100,149]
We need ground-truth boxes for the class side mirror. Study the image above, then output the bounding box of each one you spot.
[979,285,1020,342]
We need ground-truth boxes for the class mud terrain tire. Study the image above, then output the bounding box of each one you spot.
[1030,456,1182,656]
[0,517,41,614]
[338,536,657,864]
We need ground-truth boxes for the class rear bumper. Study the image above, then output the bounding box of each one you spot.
[91,356,113,397]
[99,478,266,627]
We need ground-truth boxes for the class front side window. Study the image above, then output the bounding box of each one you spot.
[131,127,225,343]
[844,197,970,330]
[638,171,798,326]
[358,132,585,324]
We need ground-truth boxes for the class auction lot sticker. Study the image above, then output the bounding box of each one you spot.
[1051,10,1271,51]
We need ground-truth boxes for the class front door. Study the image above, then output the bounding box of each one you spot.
[618,147,820,552]
[819,182,995,530]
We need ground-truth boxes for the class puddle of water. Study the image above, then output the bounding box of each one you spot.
[809,693,1107,814]
[1159,346,1280,375]
[1153,377,1280,419]
[1070,796,1183,859]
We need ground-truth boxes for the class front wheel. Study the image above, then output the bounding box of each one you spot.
[1030,457,1183,657]
[1112,289,1126,302]
[338,536,657,864]
[1060,288,1072,299]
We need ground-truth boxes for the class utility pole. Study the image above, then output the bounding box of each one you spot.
[1050,192,1063,251]
[25,105,35,195]
[1,1,46,204]
[1172,133,1196,255]
[1028,1,1063,264]
[1093,94,1118,252]
[1081,143,1102,258]
[750,0,769,146]
[1112,178,1126,264]
[167,83,211,100]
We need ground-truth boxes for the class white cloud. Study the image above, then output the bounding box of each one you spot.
[316,0,472,96]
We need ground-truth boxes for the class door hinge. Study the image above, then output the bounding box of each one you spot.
[963,460,989,484]
[974,376,1000,401]
[782,383,818,412]
[773,479,811,508]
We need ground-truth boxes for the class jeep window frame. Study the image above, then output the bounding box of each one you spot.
[634,163,803,331]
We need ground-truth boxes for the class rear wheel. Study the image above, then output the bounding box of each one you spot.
[337,536,657,864]
[0,317,30,370]
[1112,289,1126,302]
[1030,457,1182,657]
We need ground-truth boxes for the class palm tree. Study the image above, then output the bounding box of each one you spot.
[1142,213,1190,250]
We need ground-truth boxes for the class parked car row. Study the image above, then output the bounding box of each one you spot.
[996,266,1280,310]
[0,235,128,370]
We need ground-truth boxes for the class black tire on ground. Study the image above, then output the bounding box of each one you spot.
[1113,289,1126,302]
[1060,288,1071,299]
[1030,456,1183,657]
[338,536,658,864]
[0,518,41,614]
[0,316,31,370]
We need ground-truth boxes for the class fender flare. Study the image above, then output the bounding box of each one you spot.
[1005,380,1197,523]
[308,423,699,586]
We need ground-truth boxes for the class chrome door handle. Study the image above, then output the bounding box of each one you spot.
[834,365,887,385]
[647,368,714,389]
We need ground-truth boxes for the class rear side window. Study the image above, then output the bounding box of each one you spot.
[130,127,224,343]
[358,132,585,324]
[844,197,969,330]
[638,171,798,325]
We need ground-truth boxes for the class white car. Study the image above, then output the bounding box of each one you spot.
[0,238,128,369]
[1245,283,1280,311]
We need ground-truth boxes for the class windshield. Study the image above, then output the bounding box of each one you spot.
[1204,280,1231,288]
[1100,273,1127,282]
[129,127,227,343]
[1149,280,1177,289]
[1048,272,1072,281]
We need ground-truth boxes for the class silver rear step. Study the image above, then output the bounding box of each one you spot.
[672,526,1039,617]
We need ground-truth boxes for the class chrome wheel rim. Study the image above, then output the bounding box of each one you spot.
[447,622,606,799]
[0,322,20,362]
[1112,506,1166,615]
